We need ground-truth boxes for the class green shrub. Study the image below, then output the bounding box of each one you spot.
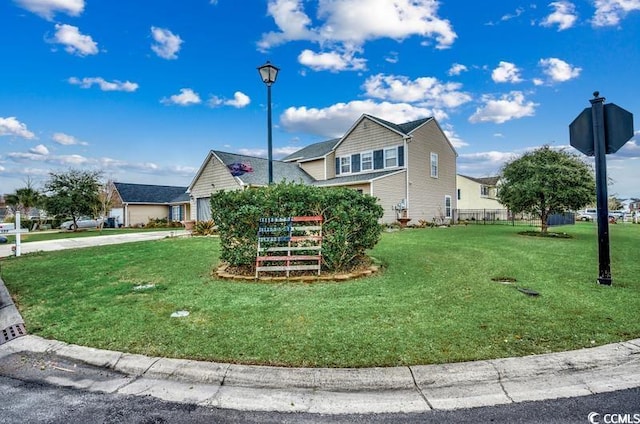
[210,182,384,272]
[145,217,183,228]
[194,220,216,236]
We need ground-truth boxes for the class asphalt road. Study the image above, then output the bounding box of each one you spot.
[1,374,638,424]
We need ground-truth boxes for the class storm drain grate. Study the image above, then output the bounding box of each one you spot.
[0,323,27,345]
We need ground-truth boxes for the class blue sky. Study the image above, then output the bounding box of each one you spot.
[1,0,639,198]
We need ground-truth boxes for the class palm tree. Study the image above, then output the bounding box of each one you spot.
[5,180,43,218]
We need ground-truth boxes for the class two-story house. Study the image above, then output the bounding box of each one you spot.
[187,114,457,224]
[456,175,504,210]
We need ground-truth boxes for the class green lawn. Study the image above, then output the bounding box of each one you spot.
[2,222,639,368]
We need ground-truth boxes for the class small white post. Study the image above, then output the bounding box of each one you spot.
[15,211,21,257]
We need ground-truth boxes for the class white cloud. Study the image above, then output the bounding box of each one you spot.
[363,74,472,109]
[457,150,518,176]
[385,52,399,64]
[610,140,640,159]
[150,27,183,60]
[225,92,251,108]
[469,91,538,124]
[14,0,84,20]
[439,123,467,148]
[68,77,138,92]
[491,61,523,83]
[258,0,316,50]
[209,91,251,108]
[500,7,525,22]
[0,117,36,139]
[485,7,525,26]
[52,132,88,146]
[237,146,301,158]
[259,0,457,51]
[592,0,640,26]
[448,63,468,76]
[51,24,98,56]
[29,144,49,155]
[539,57,581,82]
[280,100,442,138]
[541,1,578,30]
[161,88,202,106]
[298,49,367,72]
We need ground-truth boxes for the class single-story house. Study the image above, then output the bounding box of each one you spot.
[188,114,457,225]
[110,182,190,227]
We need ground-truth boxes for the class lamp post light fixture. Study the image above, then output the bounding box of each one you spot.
[257,61,280,184]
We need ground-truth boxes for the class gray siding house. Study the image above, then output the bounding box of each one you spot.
[188,114,457,224]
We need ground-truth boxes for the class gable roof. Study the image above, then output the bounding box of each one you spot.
[282,138,340,162]
[212,151,315,186]
[284,114,436,163]
[458,175,500,186]
[366,115,433,136]
[113,182,188,204]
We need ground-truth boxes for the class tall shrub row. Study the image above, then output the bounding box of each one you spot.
[209,183,383,272]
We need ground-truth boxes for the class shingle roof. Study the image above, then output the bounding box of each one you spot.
[459,175,500,186]
[367,115,432,135]
[312,170,404,186]
[114,182,188,204]
[283,115,433,163]
[213,151,315,186]
[282,138,340,162]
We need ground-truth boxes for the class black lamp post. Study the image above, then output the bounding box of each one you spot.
[257,61,280,184]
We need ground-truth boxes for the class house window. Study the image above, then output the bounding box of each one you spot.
[457,189,461,200]
[361,152,373,171]
[385,147,397,168]
[430,153,438,178]
[196,197,211,221]
[445,195,452,218]
[171,205,183,221]
[340,156,351,174]
[480,185,490,197]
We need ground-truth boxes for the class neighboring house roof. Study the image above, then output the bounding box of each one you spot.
[312,170,404,187]
[458,175,500,186]
[282,138,340,162]
[114,182,188,204]
[212,151,315,186]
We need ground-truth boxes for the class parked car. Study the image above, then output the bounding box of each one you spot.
[610,210,626,220]
[576,210,595,221]
[59,217,104,230]
[577,208,619,222]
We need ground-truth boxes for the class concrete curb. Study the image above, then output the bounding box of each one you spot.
[1,335,639,414]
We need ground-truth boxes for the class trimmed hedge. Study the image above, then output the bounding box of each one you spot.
[209,182,384,272]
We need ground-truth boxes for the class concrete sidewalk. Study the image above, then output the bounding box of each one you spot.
[0,230,190,258]
[1,231,639,414]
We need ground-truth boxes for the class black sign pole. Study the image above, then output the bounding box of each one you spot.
[590,93,612,285]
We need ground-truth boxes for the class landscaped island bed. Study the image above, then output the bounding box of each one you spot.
[3,223,639,368]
